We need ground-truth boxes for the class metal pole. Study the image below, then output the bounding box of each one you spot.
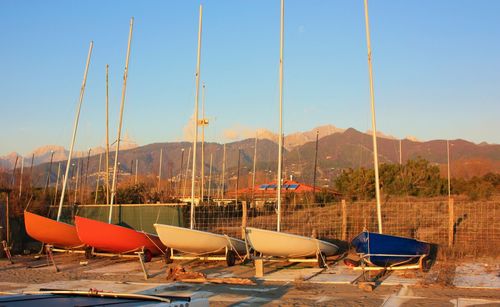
[363,0,383,234]
[236,149,241,205]
[11,156,18,189]
[43,150,54,194]
[447,140,451,199]
[190,5,203,229]
[276,0,284,232]
[179,148,184,198]
[183,147,191,199]
[208,153,213,201]
[6,193,9,244]
[135,159,138,184]
[53,163,61,206]
[105,64,110,205]
[29,153,35,191]
[221,143,226,199]
[19,157,24,198]
[82,148,91,203]
[312,130,319,200]
[399,139,402,165]
[200,82,205,202]
[251,135,258,205]
[57,41,93,222]
[74,160,80,204]
[109,18,134,223]
[95,153,102,204]
[158,148,163,192]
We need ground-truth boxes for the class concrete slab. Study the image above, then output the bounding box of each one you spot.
[454,297,500,306]
[308,266,358,284]
[257,268,323,282]
[453,263,500,289]
[83,259,165,277]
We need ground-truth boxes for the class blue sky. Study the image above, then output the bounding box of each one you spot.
[1,0,499,156]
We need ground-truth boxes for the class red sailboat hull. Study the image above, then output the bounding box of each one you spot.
[74,216,165,255]
[24,211,84,249]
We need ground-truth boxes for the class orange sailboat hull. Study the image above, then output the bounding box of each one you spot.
[75,216,165,255]
[24,211,84,249]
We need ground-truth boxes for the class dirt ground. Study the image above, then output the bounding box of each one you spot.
[0,253,499,306]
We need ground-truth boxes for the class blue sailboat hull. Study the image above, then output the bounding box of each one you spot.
[351,231,434,268]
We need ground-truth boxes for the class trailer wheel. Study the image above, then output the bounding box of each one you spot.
[142,249,153,263]
[226,250,236,267]
[317,252,327,268]
[164,248,173,264]
[421,255,433,272]
[84,247,93,259]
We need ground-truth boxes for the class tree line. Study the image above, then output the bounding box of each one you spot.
[334,157,500,201]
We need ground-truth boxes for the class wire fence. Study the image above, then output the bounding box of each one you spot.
[189,199,500,256]
[9,198,499,257]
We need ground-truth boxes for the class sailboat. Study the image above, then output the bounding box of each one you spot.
[244,0,338,267]
[348,0,436,271]
[24,41,94,250]
[74,18,166,261]
[154,5,247,266]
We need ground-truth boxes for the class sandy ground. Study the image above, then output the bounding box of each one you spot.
[0,253,499,306]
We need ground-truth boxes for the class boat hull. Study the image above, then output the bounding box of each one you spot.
[24,211,83,249]
[245,227,338,258]
[154,224,247,255]
[75,216,165,255]
[351,231,432,267]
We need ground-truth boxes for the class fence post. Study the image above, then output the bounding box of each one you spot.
[341,199,347,241]
[448,198,454,247]
[241,201,247,239]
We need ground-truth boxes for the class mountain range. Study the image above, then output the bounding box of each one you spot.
[5,125,499,189]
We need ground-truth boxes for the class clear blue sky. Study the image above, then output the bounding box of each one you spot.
[1,0,499,156]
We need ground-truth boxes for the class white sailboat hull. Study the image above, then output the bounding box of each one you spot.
[154,224,247,255]
[245,227,338,258]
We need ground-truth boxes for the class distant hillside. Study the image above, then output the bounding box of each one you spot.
[17,127,499,190]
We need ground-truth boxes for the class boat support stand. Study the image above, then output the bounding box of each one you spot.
[1,240,13,264]
[166,246,240,267]
[86,247,153,280]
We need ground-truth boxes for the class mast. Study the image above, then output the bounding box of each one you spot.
[200,82,206,202]
[19,157,24,198]
[57,41,93,222]
[83,148,91,203]
[363,0,383,234]
[158,148,163,192]
[276,0,284,232]
[207,153,213,201]
[44,151,55,193]
[312,130,319,199]
[221,143,226,199]
[105,64,110,205]
[135,159,138,184]
[251,135,258,204]
[95,152,102,204]
[109,18,134,223]
[53,163,61,206]
[399,139,402,165]
[190,5,203,229]
[179,148,184,197]
[183,147,191,199]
